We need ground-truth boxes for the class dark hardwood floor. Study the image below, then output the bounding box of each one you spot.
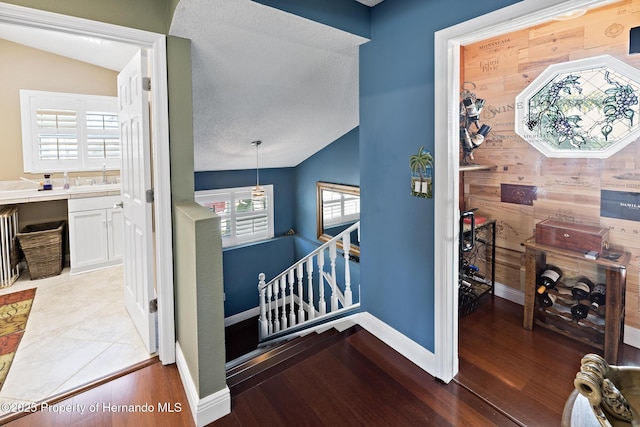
[456,295,640,426]
[6,296,640,426]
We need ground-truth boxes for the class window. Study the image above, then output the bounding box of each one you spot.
[195,185,274,247]
[20,90,120,173]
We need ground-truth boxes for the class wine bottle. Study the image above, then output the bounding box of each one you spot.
[538,292,556,307]
[571,277,594,300]
[571,303,590,319]
[536,265,562,294]
[590,283,606,310]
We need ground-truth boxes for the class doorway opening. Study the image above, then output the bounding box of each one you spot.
[433,0,622,382]
[0,1,175,405]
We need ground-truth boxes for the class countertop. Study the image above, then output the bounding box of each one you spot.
[0,184,121,204]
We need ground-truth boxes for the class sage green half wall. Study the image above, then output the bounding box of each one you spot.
[3,0,176,34]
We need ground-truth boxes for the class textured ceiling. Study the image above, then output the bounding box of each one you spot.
[1,0,371,172]
[169,0,369,171]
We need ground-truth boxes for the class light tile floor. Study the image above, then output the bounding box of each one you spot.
[0,265,152,413]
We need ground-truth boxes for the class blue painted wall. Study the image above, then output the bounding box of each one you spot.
[293,127,361,300]
[195,129,360,317]
[294,127,359,241]
[195,168,296,316]
[251,0,370,39]
[222,236,295,316]
[260,0,520,352]
[359,0,520,350]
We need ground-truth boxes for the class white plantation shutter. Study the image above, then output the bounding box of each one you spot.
[323,190,360,227]
[20,90,120,172]
[86,111,120,160]
[195,185,274,247]
[36,109,79,161]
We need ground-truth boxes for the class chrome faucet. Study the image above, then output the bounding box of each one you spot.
[102,164,108,184]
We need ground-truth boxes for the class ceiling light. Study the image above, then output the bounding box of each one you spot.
[251,140,265,202]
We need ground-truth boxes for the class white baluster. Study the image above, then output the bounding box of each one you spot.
[267,282,274,335]
[288,270,296,327]
[271,282,279,333]
[342,233,352,306]
[297,264,305,322]
[329,242,338,312]
[317,250,326,315]
[280,276,287,331]
[307,258,315,320]
[258,273,268,339]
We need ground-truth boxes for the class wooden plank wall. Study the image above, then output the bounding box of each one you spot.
[462,0,640,328]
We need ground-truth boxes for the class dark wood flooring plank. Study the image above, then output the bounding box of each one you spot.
[457,297,640,427]
[287,341,428,425]
[6,362,194,427]
[345,328,518,427]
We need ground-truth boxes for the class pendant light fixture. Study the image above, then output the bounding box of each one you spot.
[251,140,265,202]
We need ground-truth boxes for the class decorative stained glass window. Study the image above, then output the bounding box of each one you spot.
[515,55,640,158]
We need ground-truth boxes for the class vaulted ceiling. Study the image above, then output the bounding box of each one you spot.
[1,0,374,171]
[168,0,369,171]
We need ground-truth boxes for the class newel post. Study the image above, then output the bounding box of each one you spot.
[258,273,268,339]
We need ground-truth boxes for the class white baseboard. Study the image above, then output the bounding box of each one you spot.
[356,312,436,376]
[175,342,230,427]
[624,325,640,349]
[493,281,525,306]
[224,306,260,327]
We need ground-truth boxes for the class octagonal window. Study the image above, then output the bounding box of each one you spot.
[515,55,640,158]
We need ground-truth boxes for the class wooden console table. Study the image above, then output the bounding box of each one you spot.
[522,236,630,363]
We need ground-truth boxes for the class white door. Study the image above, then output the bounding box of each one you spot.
[118,50,156,353]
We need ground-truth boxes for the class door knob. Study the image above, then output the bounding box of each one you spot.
[114,201,124,209]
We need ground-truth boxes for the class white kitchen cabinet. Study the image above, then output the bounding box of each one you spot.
[68,195,123,274]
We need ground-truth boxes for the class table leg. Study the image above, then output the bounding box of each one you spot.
[523,248,536,330]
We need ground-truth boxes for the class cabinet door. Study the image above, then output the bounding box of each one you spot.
[107,207,124,261]
[69,209,109,272]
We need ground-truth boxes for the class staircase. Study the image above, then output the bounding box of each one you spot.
[226,325,362,396]
[258,222,360,343]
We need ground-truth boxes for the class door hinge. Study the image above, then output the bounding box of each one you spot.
[146,189,154,203]
[143,77,151,92]
[149,298,158,313]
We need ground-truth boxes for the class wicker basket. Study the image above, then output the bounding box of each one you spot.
[17,221,65,280]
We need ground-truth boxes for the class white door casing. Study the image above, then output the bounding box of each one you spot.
[433,0,620,383]
[118,50,156,353]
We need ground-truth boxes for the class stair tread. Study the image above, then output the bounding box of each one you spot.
[226,328,339,379]
[227,325,362,396]
[225,329,332,376]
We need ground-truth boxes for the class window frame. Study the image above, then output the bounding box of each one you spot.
[195,185,275,248]
[20,90,120,173]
